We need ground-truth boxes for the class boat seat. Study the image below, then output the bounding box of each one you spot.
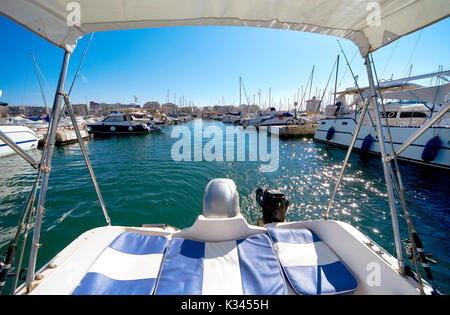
[154,233,288,295]
[72,232,169,295]
[267,227,358,295]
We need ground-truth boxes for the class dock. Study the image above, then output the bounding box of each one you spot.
[267,122,318,139]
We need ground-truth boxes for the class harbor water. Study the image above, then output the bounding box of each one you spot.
[0,120,448,294]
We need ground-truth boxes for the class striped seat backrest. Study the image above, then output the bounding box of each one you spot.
[267,227,358,295]
[154,234,288,295]
[72,232,169,295]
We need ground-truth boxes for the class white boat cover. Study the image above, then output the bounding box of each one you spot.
[381,83,450,104]
[0,0,449,55]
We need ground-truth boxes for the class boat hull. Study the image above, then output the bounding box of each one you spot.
[0,125,39,157]
[314,117,450,169]
[87,124,149,137]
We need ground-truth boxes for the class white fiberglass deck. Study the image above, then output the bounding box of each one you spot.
[17,214,425,295]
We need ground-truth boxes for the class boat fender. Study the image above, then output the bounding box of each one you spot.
[361,134,374,153]
[128,126,133,131]
[421,136,441,162]
[278,114,284,120]
[161,116,167,122]
[326,127,335,141]
[110,126,116,132]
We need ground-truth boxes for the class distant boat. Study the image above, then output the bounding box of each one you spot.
[222,112,242,123]
[152,113,172,126]
[86,113,151,137]
[258,112,297,127]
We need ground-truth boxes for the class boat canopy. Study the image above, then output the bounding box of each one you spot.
[0,0,448,55]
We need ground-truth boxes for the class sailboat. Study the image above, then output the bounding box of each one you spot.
[0,0,447,296]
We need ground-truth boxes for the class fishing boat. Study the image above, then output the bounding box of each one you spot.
[314,77,450,169]
[0,0,447,296]
[86,113,151,137]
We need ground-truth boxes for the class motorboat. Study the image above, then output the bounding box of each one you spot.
[0,125,39,158]
[258,112,298,127]
[13,178,435,295]
[222,112,242,123]
[86,113,151,137]
[152,113,172,126]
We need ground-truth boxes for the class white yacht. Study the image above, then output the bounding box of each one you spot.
[0,0,446,296]
[0,125,39,158]
[314,81,450,169]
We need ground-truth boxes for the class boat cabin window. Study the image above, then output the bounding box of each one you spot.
[380,112,397,118]
[103,116,114,122]
[399,112,427,118]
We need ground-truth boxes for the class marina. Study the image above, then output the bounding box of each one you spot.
[0,120,448,294]
[0,0,449,297]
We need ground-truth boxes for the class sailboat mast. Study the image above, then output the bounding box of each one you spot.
[31,52,48,108]
[334,55,340,106]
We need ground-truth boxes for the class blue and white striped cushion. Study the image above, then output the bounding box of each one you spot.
[155,234,288,295]
[267,228,358,295]
[72,232,169,295]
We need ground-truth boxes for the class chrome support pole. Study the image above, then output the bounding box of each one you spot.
[365,55,405,274]
[388,102,450,161]
[0,130,39,169]
[26,51,71,291]
[63,94,111,226]
[324,100,370,219]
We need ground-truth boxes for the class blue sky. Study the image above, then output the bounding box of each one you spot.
[0,14,448,109]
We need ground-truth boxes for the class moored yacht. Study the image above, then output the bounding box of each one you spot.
[314,80,450,169]
[0,125,39,158]
[86,113,151,137]
[222,112,242,123]
[258,112,297,127]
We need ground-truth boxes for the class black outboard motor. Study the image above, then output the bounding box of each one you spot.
[256,188,289,224]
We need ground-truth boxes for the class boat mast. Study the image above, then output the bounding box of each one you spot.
[333,55,340,106]
[31,52,48,108]
[239,76,242,106]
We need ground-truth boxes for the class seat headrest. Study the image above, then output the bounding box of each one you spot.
[203,178,240,218]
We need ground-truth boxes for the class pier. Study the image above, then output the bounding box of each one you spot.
[267,122,318,139]
[37,127,90,147]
